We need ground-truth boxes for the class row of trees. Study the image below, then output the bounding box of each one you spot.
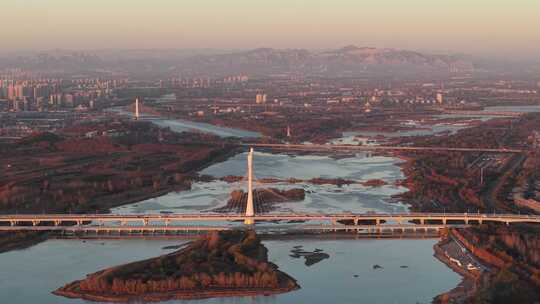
[454,226,540,303]
[79,271,282,295]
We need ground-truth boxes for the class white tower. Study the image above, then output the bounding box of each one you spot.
[135,98,140,120]
[245,148,255,225]
[286,125,291,138]
[436,93,443,104]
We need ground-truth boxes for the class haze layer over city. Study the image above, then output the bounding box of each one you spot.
[1,1,540,304]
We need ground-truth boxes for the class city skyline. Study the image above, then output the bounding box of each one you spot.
[2,0,539,58]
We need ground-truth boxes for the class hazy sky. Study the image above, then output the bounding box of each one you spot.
[2,0,539,56]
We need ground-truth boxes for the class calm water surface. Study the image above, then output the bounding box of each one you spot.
[152,118,261,138]
[333,117,490,144]
[0,238,460,304]
[107,94,261,139]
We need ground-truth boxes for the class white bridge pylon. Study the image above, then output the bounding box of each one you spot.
[244,148,255,225]
[135,97,140,120]
[237,148,293,225]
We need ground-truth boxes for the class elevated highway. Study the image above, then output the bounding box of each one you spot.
[442,110,522,117]
[1,212,539,228]
[243,143,524,154]
[0,224,463,235]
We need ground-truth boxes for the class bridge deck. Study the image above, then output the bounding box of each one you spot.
[244,143,524,153]
[0,224,467,234]
[1,213,538,228]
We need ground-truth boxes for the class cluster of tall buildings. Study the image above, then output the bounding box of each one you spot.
[0,78,125,112]
[223,75,249,84]
[0,80,51,111]
[255,93,267,104]
[165,75,249,88]
[166,77,211,88]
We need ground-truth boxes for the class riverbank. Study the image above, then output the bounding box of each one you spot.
[432,230,482,303]
[393,114,540,212]
[0,231,49,254]
[54,287,297,303]
[0,120,243,254]
[436,226,540,303]
[386,114,540,303]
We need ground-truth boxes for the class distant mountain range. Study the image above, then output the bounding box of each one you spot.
[321,45,470,67]
[7,46,540,78]
[180,46,474,77]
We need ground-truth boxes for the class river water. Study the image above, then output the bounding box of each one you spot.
[107,94,261,138]
[152,118,261,138]
[0,105,467,304]
[331,116,490,145]
[0,238,459,304]
[114,151,409,216]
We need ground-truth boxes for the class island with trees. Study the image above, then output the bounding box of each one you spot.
[54,230,299,302]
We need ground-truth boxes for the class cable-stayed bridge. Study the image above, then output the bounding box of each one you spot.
[1,148,539,236]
